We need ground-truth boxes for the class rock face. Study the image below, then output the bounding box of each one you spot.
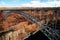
[0,11,3,31]
[0,12,39,40]
[0,9,60,40]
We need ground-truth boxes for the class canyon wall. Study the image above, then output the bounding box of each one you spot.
[0,8,60,40]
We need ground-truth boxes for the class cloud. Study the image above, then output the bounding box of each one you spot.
[0,0,60,7]
[21,0,60,7]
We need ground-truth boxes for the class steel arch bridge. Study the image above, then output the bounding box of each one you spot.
[0,8,60,40]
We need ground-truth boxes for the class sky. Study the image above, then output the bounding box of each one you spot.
[0,0,60,7]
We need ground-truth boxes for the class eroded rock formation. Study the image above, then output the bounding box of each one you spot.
[0,9,60,40]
